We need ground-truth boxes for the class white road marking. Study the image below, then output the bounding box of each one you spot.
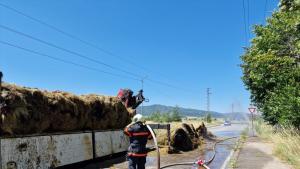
[220,148,235,169]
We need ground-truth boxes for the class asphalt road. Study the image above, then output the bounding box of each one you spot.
[203,124,248,169]
[76,123,248,169]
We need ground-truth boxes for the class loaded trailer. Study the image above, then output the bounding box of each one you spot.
[0,83,135,169]
[0,130,129,169]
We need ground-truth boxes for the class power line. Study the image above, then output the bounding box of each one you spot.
[0,3,131,64]
[1,41,195,105]
[143,82,178,101]
[0,25,195,93]
[0,40,140,81]
[0,40,193,104]
[246,0,251,42]
[0,24,143,79]
[0,2,170,79]
[0,3,200,93]
[0,24,197,93]
[242,0,249,46]
[146,78,194,93]
[264,0,268,22]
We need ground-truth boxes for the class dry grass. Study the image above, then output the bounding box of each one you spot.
[255,121,300,169]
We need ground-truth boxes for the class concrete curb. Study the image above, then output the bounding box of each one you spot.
[220,136,245,169]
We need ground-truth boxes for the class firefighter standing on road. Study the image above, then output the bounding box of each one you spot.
[124,114,152,169]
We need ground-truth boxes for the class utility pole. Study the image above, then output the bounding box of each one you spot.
[231,103,234,121]
[206,88,212,122]
[0,71,2,92]
[140,76,147,115]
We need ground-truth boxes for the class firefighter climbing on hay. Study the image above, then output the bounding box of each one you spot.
[117,88,151,169]
[117,88,145,116]
[124,114,152,169]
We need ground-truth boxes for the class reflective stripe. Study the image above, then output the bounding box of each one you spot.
[128,153,147,157]
[132,132,149,136]
[124,127,132,137]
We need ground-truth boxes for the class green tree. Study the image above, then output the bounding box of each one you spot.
[280,0,300,11]
[206,113,212,123]
[161,112,171,122]
[147,111,162,122]
[171,106,182,122]
[241,0,300,128]
[146,106,182,122]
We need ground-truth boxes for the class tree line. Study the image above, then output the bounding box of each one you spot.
[241,0,300,128]
[146,106,182,122]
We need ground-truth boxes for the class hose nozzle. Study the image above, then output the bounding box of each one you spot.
[196,159,210,169]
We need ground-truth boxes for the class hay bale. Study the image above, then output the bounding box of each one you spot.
[171,128,193,151]
[0,83,132,136]
[182,123,199,139]
[171,123,203,151]
[196,122,208,137]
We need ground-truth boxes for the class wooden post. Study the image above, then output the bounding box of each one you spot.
[167,124,171,151]
[92,130,96,159]
[147,123,171,150]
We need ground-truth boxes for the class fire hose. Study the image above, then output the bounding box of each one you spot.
[146,124,238,169]
[146,124,160,169]
[159,136,238,169]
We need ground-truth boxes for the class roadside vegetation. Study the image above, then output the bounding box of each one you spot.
[241,0,300,128]
[240,0,300,167]
[255,119,300,169]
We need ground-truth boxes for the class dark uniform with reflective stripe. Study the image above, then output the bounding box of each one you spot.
[124,122,152,169]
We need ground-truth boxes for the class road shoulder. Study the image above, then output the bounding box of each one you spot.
[234,137,293,169]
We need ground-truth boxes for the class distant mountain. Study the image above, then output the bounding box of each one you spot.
[136,104,225,118]
[136,104,249,121]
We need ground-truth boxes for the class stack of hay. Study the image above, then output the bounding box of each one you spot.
[171,122,212,151]
[0,83,132,136]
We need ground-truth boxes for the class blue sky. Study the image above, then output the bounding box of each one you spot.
[0,0,278,113]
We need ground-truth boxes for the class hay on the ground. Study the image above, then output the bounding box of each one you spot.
[171,123,208,151]
[196,122,208,136]
[0,83,133,136]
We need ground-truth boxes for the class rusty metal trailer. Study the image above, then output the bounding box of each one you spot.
[0,130,129,169]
